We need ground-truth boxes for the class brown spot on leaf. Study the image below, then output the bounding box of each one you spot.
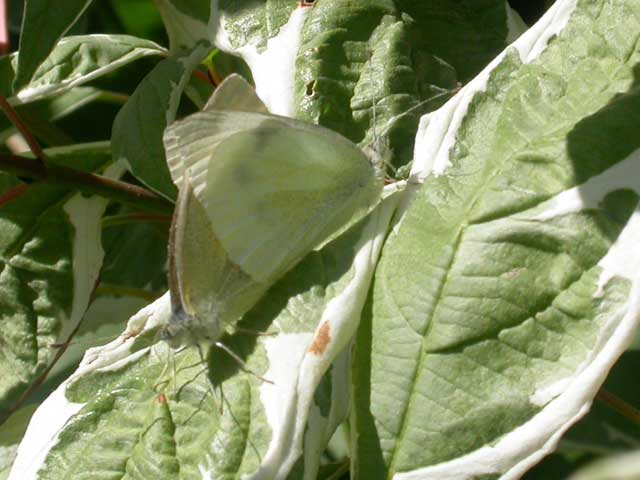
[123,326,143,340]
[156,393,167,404]
[308,321,331,355]
[502,268,526,279]
[305,80,316,96]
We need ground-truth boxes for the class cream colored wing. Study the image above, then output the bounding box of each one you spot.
[203,73,268,113]
[164,109,382,283]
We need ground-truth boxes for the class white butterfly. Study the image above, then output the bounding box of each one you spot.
[162,74,383,347]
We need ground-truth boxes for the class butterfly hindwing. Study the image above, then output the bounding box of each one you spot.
[166,175,266,346]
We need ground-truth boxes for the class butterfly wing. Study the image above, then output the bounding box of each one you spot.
[164,110,382,283]
[166,174,267,346]
[203,73,268,113]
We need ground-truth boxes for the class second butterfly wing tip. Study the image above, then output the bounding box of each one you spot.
[204,74,269,114]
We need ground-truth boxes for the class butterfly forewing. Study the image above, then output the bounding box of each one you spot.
[164,110,382,284]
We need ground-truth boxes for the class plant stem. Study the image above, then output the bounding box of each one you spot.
[96,90,130,105]
[0,96,47,161]
[192,67,214,86]
[597,388,640,425]
[0,183,28,207]
[326,461,350,480]
[0,152,174,214]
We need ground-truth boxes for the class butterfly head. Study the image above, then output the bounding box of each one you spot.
[159,302,223,349]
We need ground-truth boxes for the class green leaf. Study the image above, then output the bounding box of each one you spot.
[0,56,16,99]
[295,0,508,171]
[352,1,640,478]
[110,0,165,40]
[13,0,95,91]
[569,451,640,480]
[216,0,299,52]
[560,350,640,453]
[42,294,153,390]
[0,142,120,424]
[316,460,350,480]
[7,193,398,479]
[213,1,509,172]
[154,0,210,53]
[13,35,166,104]
[211,1,303,118]
[0,87,119,148]
[100,213,169,293]
[0,404,37,480]
[111,44,209,199]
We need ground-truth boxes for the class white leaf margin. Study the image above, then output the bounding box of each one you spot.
[59,161,126,341]
[255,192,400,480]
[410,0,578,183]
[5,3,567,478]
[396,0,640,478]
[209,1,524,118]
[6,191,399,480]
[395,206,640,480]
[7,159,126,480]
[7,294,171,480]
[300,346,352,480]
[210,0,311,117]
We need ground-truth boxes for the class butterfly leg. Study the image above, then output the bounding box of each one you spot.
[213,341,274,384]
[196,343,225,414]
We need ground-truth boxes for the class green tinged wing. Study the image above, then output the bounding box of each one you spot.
[203,73,268,113]
[166,176,265,345]
[164,110,382,283]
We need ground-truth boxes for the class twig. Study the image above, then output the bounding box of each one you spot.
[0,153,174,214]
[597,388,640,425]
[0,96,47,161]
[326,461,350,480]
[0,183,28,207]
[192,68,214,86]
[207,65,222,86]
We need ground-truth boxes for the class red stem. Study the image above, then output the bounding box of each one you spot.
[192,68,214,86]
[0,96,47,161]
[597,388,640,425]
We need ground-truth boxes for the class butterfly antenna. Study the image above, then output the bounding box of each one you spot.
[376,88,455,139]
[367,49,379,151]
[214,341,273,384]
[171,348,177,398]
[153,346,172,393]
